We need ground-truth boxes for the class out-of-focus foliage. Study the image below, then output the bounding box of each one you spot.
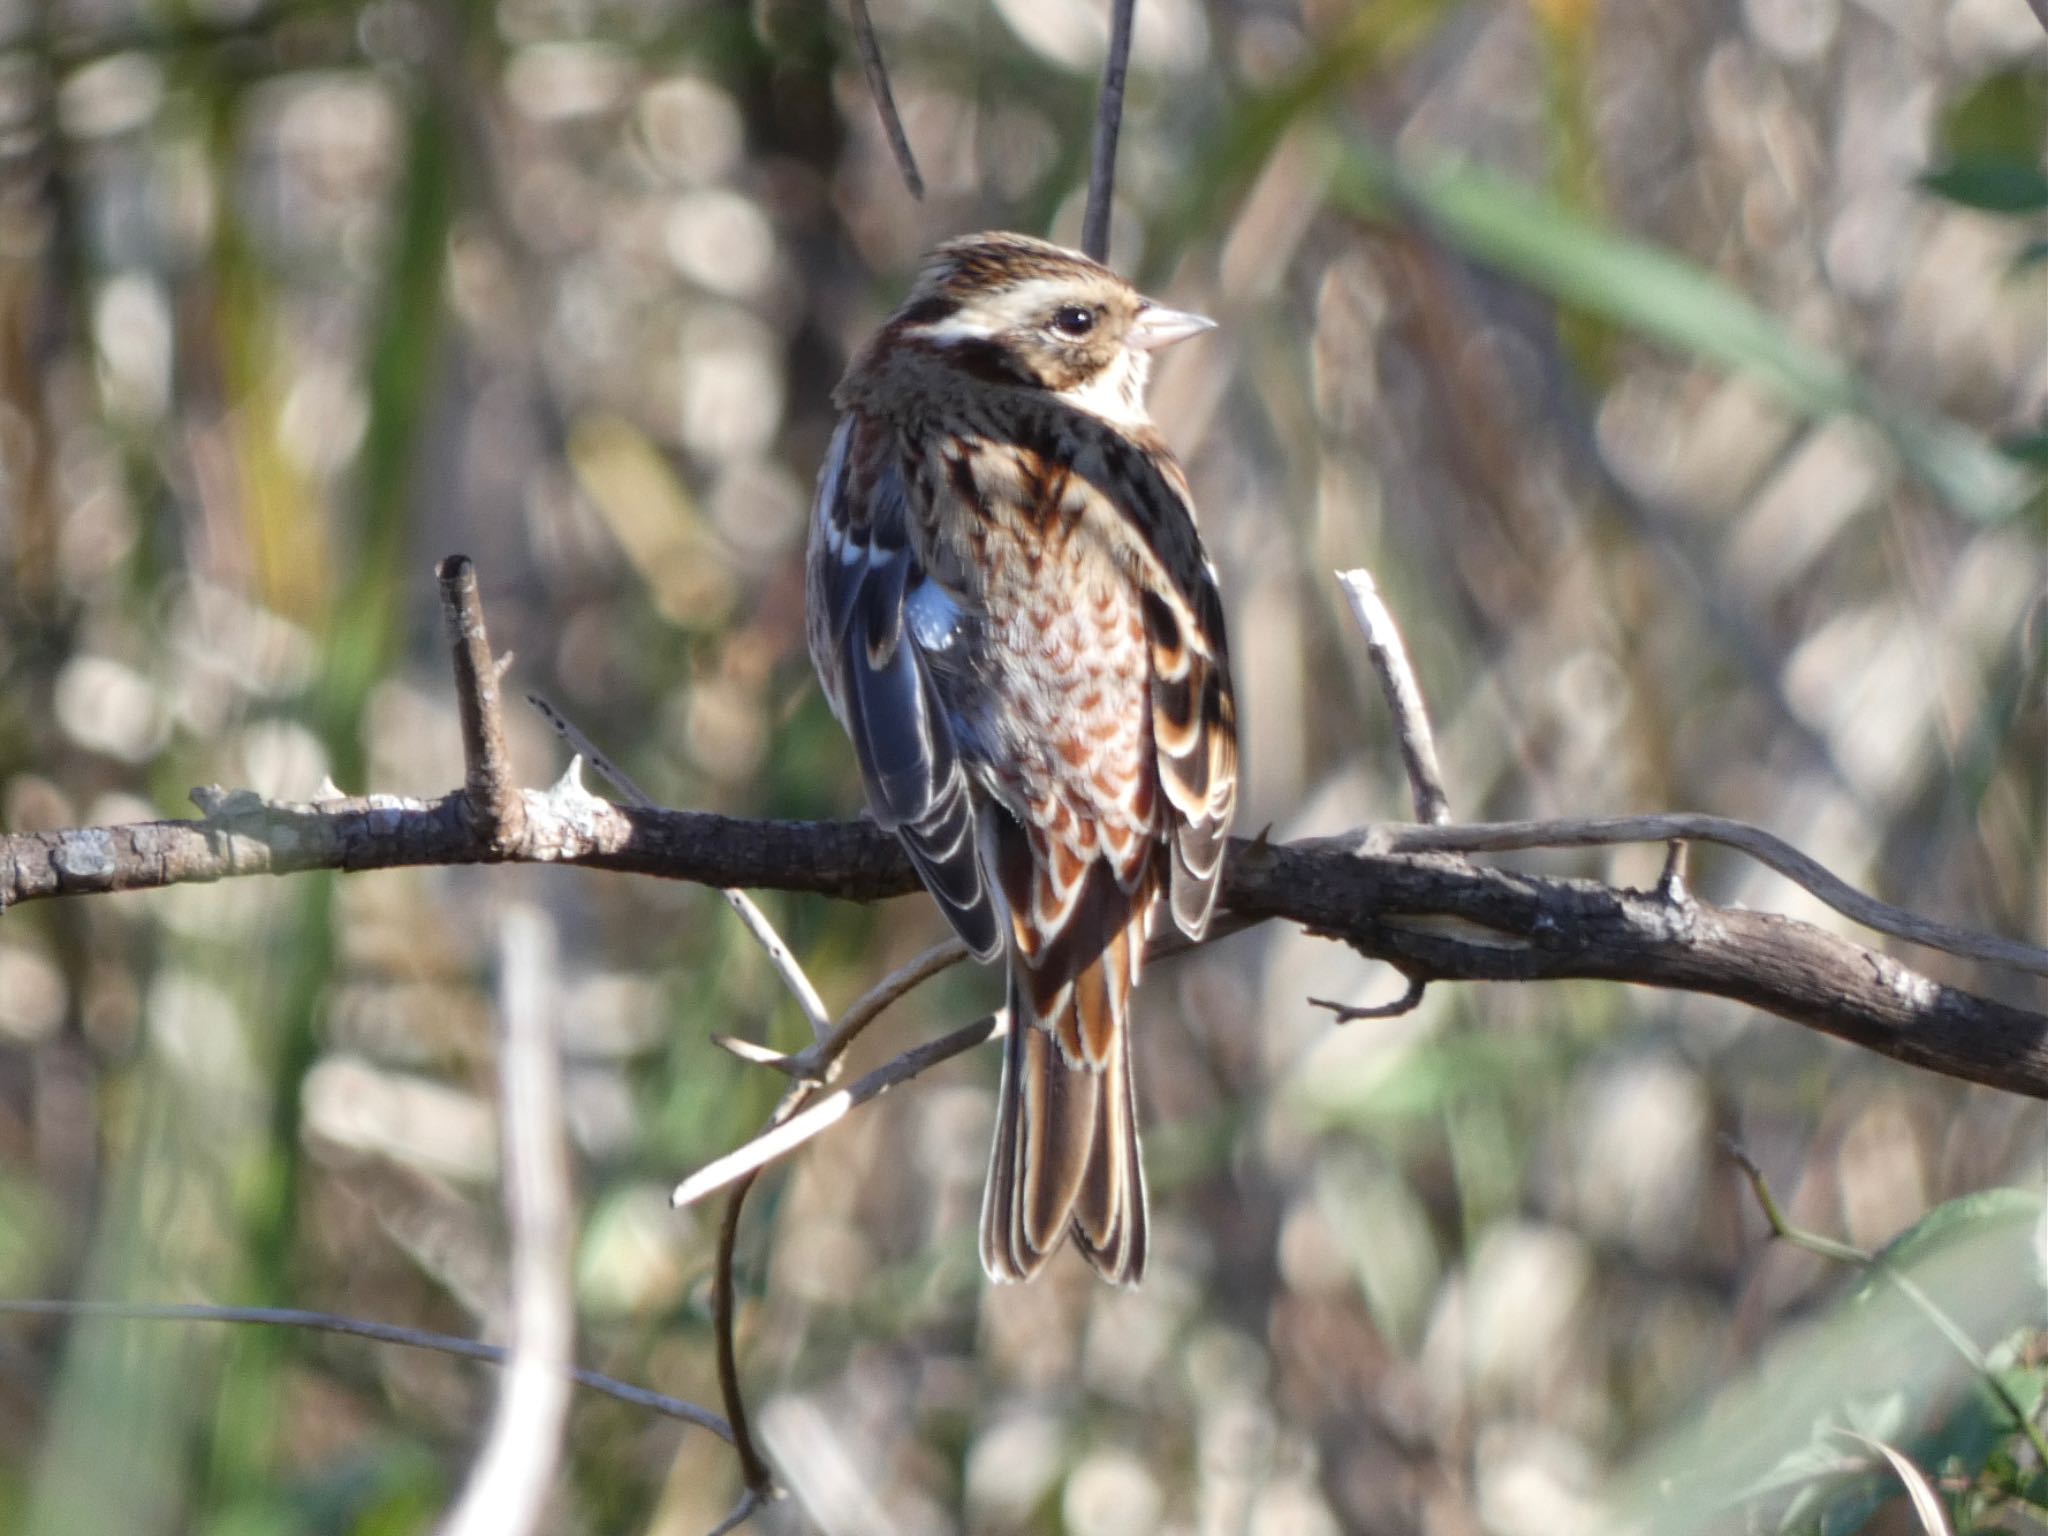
[0,0,2042,1533]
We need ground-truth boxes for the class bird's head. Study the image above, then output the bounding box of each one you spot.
[876,232,1214,427]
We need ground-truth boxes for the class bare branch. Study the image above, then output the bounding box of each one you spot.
[713,1166,778,1501]
[438,554,526,851]
[1081,0,1137,262]
[5,552,2044,1104]
[1311,974,1428,1023]
[0,1300,731,1441]
[1256,830,2048,1094]
[722,888,834,1040]
[788,936,970,1081]
[527,692,654,808]
[1655,840,1689,904]
[1366,814,2048,978]
[846,0,924,199]
[528,695,832,1039]
[704,1487,773,1536]
[686,941,990,1504]
[1336,567,1453,825]
[675,1013,1001,1211]
[441,906,575,1536]
[3,789,2042,1093]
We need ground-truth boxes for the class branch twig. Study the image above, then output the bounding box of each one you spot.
[1365,815,2048,978]
[845,0,923,199]
[4,792,2041,1091]
[528,692,831,1039]
[675,1013,1002,1211]
[1310,974,1428,1023]
[1336,567,1453,825]
[713,1171,776,1501]
[0,1300,730,1440]
[6,555,2044,1103]
[733,936,971,1083]
[438,555,526,851]
[1081,0,1137,262]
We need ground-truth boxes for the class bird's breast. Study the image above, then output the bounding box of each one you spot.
[962,534,1158,854]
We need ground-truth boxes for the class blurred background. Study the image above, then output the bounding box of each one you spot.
[0,0,2043,1532]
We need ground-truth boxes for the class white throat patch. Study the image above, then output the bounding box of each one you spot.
[1056,348,1153,430]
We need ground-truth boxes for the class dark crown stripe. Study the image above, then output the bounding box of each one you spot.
[894,292,958,328]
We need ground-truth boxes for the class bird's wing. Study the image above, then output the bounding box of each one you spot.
[1085,429,1238,941]
[1142,557,1238,940]
[811,414,1005,961]
[1034,414,1237,937]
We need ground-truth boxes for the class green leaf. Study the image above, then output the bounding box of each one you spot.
[1863,1187,2041,1282]
[1922,157,2048,215]
[1330,142,2039,523]
[1939,68,2048,164]
[1997,430,2048,467]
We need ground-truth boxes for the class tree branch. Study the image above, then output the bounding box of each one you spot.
[4,789,2041,1096]
[0,1300,731,1441]
[5,552,2041,1109]
[1369,815,2048,978]
[677,1012,1001,1210]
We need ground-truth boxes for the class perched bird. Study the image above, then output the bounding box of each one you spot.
[806,232,1238,1285]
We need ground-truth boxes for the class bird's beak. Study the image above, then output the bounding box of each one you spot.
[1128,303,1217,352]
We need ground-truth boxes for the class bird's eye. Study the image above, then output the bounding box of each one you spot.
[1049,305,1097,339]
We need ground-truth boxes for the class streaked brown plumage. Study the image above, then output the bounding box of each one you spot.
[806,232,1237,1284]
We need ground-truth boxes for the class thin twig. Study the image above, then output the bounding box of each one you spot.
[1366,814,2048,978]
[1081,0,1137,262]
[441,906,575,1536]
[704,1487,772,1536]
[1721,1137,2048,1472]
[438,555,527,850]
[691,932,987,1518]
[713,1170,776,1500]
[1336,567,1452,825]
[845,0,924,199]
[1310,974,1428,1023]
[0,1300,731,1440]
[786,937,970,1081]
[724,890,834,1040]
[528,692,832,1038]
[675,1013,1003,1211]
[1655,840,1689,904]
[527,692,654,809]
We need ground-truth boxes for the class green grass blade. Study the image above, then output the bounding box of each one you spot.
[1333,143,2037,523]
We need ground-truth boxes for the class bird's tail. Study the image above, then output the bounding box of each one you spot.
[979,901,1150,1286]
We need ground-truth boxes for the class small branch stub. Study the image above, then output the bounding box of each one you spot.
[438,555,527,852]
[1335,568,1453,826]
[1311,974,1428,1024]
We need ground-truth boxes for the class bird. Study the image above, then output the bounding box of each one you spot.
[806,232,1237,1285]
